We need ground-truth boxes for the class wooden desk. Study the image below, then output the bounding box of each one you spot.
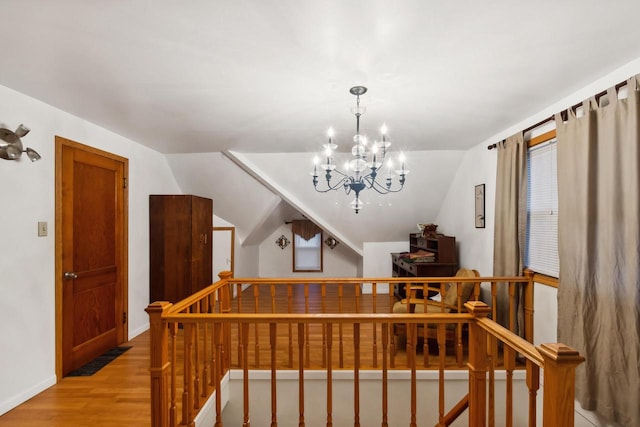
[391,233,458,298]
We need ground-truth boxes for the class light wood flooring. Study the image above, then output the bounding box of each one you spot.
[0,332,152,427]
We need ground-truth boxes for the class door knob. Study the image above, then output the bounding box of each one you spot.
[64,272,78,279]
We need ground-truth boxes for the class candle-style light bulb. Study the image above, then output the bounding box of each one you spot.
[325,146,332,157]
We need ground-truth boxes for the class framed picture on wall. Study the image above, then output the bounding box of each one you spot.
[475,184,485,228]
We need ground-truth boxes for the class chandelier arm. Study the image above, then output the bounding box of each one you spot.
[313,175,350,193]
[366,175,406,194]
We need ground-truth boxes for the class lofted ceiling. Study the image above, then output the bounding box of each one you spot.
[2,1,640,253]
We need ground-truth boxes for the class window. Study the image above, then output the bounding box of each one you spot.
[525,136,559,278]
[293,231,323,272]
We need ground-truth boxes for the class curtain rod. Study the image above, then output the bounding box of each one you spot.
[487,79,629,150]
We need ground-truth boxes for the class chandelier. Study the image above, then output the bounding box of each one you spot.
[311,86,408,213]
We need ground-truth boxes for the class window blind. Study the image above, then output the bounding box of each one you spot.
[525,139,559,277]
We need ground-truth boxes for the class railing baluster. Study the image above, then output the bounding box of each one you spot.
[270,322,278,427]
[193,308,201,410]
[509,282,516,334]
[201,301,209,398]
[388,282,396,368]
[381,322,389,427]
[298,323,306,427]
[372,282,378,368]
[491,281,498,321]
[271,284,276,313]
[321,283,327,368]
[237,283,243,367]
[422,283,429,368]
[409,322,417,427]
[526,359,540,427]
[182,323,194,425]
[254,284,261,368]
[456,281,464,365]
[326,322,333,427]
[304,283,310,368]
[353,323,360,427]
[241,322,250,427]
[169,322,177,427]
[437,323,446,425]
[214,322,223,427]
[288,284,294,368]
[338,283,344,368]
[488,334,497,427]
[505,346,515,427]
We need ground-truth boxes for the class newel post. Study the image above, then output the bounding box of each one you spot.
[538,343,585,427]
[217,270,233,371]
[466,301,491,427]
[146,301,172,427]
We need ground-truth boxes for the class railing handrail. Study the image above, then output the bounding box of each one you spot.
[477,316,544,366]
[225,276,529,284]
[162,312,475,324]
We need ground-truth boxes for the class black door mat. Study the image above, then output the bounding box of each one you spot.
[67,346,132,377]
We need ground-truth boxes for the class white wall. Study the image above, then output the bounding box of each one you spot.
[0,84,181,415]
[435,142,497,276]
[258,224,359,278]
[362,241,409,294]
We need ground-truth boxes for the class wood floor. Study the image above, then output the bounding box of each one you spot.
[0,332,152,427]
[0,285,470,426]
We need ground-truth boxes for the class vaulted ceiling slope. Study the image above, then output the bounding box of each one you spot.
[2,1,640,156]
[3,2,640,250]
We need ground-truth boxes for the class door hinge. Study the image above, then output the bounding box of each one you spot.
[123,311,127,324]
[123,177,128,189]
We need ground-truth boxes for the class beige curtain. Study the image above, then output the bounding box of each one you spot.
[291,220,321,241]
[492,132,527,335]
[556,76,640,426]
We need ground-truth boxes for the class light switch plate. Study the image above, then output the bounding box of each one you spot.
[38,221,48,237]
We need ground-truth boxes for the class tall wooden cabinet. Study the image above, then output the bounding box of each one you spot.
[149,195,213,303]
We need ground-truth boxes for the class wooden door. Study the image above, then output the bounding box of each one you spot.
[56,137,128,377]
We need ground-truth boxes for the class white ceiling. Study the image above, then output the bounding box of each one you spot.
[3,1,640,154]
[3,1,640,253]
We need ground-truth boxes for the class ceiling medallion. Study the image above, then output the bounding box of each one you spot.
[311,86,408,213]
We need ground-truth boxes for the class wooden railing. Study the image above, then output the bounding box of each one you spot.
[147,272,583,426]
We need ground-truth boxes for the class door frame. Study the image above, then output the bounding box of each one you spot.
[213,226,235,277]
[54,136,129,380]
